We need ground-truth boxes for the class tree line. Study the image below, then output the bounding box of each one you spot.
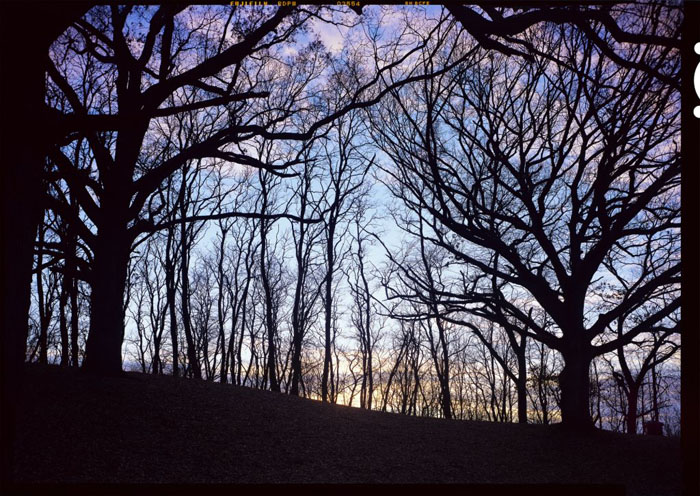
[7,3,681,433]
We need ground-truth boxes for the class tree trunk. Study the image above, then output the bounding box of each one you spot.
[36,222,49,365]
[234,237,254,385]
[235,288,249,385]
[322,225,335,403]
[558,342,594,430]
[82,220,131,375]
[259,199,279,392]
[289,239,305,396]
[517,346,528,424]
[360,239,373,410]
[651,362,659,422]
[1,31,45,380]
[290,331,303,396]
[626,384,639,434]
[1,5,87,487]
[70,273,80,367]
[59,273,69,366]
[367,346,373,410]
[67,197,80,368]
[260,250,279,392]
[165,225,179,377]
[290,181,310,397]
[438,321,452,420]
[179,176,201,380]
[217,226,228,383]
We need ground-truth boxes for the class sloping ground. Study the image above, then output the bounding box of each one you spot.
[11,365,680,494]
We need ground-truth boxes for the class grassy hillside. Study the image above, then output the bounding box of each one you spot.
[10,365,680,494]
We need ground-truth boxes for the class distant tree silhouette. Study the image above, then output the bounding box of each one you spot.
[605,321,680,434]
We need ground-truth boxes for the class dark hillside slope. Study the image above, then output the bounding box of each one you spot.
[11,365,680,494]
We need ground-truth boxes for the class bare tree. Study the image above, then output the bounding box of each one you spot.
[318,112,371,402]
[526,331,561,425]
[345,195,382,410]
[254,158,294,392]
[225,206,259,386]
[605,319,680,434]
[44,6,338,374]
[7,5,684,438]
[5,1,682,395]
[288,149,325,396]
[370,18,679,428]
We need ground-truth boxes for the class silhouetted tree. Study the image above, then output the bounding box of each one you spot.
[288,149,325,396]
[370,18,679,429]
[345,195,381,410]
[318,112,371,402]
[44,5,335,375]
[5,0,682,392]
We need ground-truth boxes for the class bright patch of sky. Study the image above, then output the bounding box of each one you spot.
[309,16,348,54]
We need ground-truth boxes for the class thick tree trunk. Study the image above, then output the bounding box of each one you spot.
[650,362,659,422]
[360,353,368,408]
[235,290,249,385]
[227,320,236,383]
[153,310,164,375]
[440,378,453,419]
[289,280,303,394]
[152,338,162,374]
[82,221,131,375]
[258,174,279,393]
[234,238,254,385]
[1,5,87,485]
[1,67,44,370]
[559,342,594,430]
